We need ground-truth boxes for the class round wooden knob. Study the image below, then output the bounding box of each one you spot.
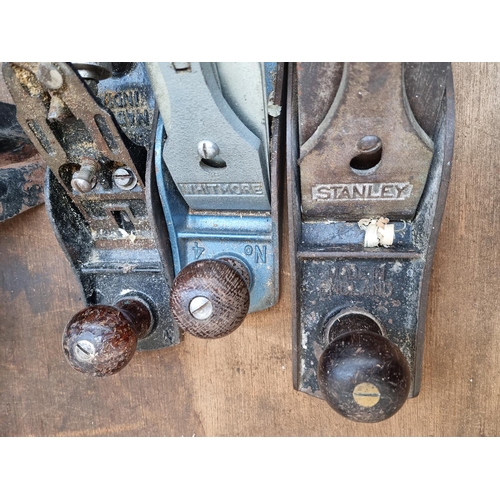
[318,331,411,423]
[62,298,152,377]
[169,259,250,339]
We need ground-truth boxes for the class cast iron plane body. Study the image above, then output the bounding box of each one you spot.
[0,99,46,222]
[146,63,284,339]
[2,62,180,352]
[287,63,455,418]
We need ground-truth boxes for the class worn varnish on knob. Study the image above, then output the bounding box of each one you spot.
[318,330,411,423]
[62,298,152,377]
[169,259,250,339]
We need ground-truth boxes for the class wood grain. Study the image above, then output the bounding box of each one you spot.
[1,62,499,436]
[169,259,250,339]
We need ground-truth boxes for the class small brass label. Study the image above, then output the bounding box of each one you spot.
[353,382,381,407]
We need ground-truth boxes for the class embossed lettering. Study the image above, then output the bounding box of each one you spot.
[193,242,205,260]
[331,264,392,297]
[104,90,142,108]
[255,245,267,263]
[312,182,412,201]
[243,244,267,263]
[179,182,265,196]
[104,89,150,128]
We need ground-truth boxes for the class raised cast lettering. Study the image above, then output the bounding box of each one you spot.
[331,264,392,297]
[178,182,265,196]
[311,182,413,201]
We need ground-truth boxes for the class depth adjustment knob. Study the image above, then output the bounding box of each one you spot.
[62,297,152,377]
[317,312,411,423]
[169,258,250,339]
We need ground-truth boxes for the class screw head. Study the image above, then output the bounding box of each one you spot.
[112,168,137,190]
[37,63,64,91]
[189,296,213,320]
[71,178,93,193]
[71,161,98,193]
[74,340,96,362]
[197,141,220,160]
[357,135,382,152]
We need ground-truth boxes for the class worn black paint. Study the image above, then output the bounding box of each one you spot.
[0,162,45,222]
[0,102,31,154]
[287,63,455,419]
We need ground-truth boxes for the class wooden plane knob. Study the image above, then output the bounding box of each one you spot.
[318,331,411,423]
[169,259,250,339]
[62,298,152,377]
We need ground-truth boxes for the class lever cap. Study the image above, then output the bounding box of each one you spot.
[170,259,250,339]
[318,331,411,423]
[62,305,138,377]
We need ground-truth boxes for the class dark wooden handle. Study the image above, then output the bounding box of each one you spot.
[62,299,152,377]
[318,331,410,423]
[169,259,250,339]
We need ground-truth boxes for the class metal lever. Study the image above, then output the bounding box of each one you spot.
[147,62,270,211]
[299,63,434,220]
[3,62,180,374]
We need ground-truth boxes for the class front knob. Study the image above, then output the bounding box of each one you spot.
[62,297,152,376]
[169,259,250,339]
[318,329,410,423]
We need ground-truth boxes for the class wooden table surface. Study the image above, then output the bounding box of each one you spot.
[1,62,498,436]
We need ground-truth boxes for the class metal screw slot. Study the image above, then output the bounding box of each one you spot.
[72,62,112,82]
[353,382,381,408]
[189,296,213,320]
[112,167,137,190]
[173,62,191,72]
[74,340,96,362]
[197,140,227,169]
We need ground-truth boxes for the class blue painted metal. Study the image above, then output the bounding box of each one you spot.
[264,62,278,97]
[155,118,278,313]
